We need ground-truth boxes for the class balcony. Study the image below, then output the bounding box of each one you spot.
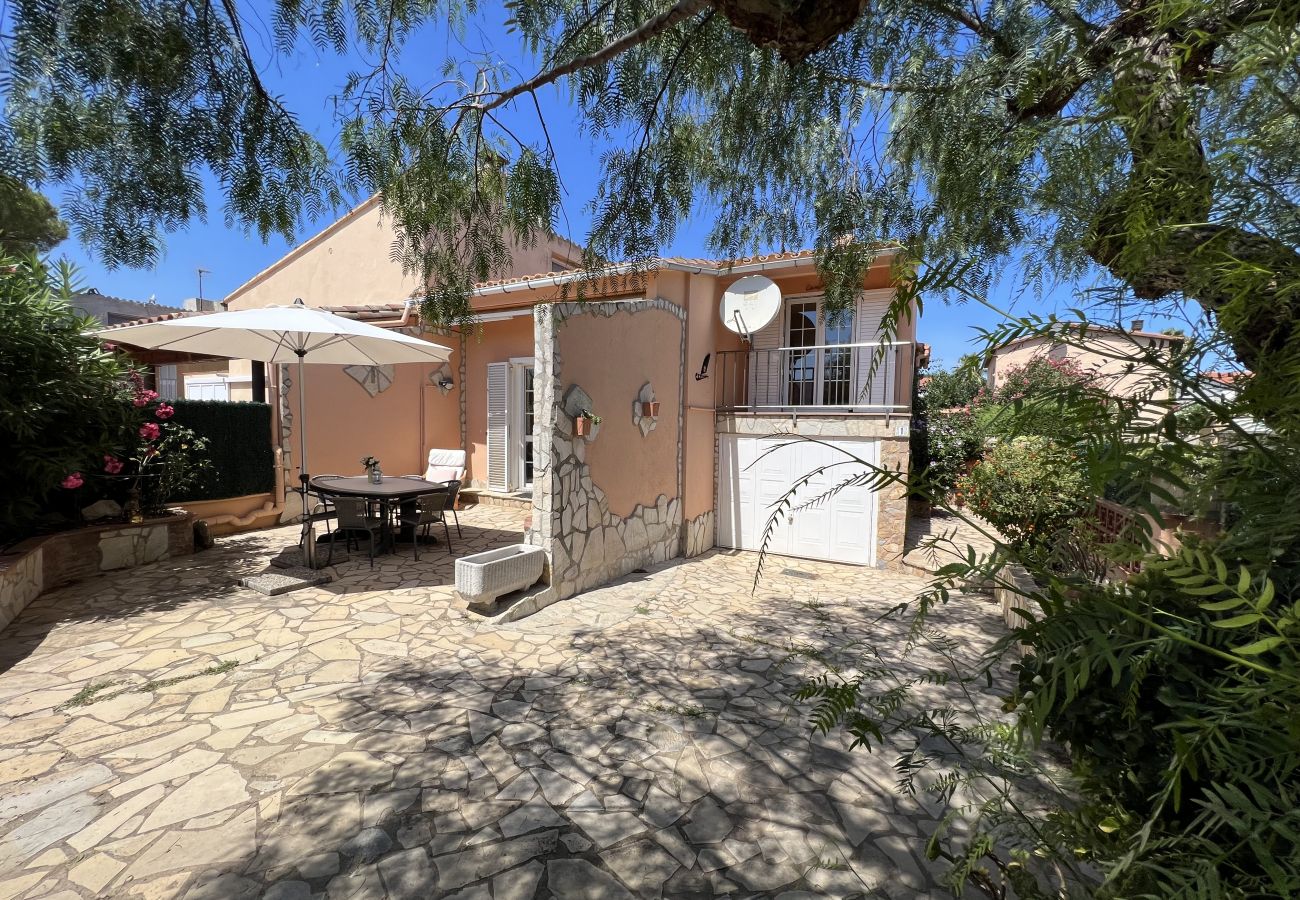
[715,341,915,414]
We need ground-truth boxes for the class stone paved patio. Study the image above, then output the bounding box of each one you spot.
[0,505,1007,899]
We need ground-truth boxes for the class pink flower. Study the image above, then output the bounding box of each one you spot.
[61,472,84,490]
[132,389,159,408]
[154,404,175,420]
[139,422,161,441]
[103,455,124,475]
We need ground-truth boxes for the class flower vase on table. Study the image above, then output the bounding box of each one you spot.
[361,456,383,484]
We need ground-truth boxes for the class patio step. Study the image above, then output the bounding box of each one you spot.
[461,489,533,511]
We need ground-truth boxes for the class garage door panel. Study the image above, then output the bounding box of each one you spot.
[716,434,878,566]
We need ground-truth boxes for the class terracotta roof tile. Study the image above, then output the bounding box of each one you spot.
[466,248,844,292]
[1204,370,1247,384]
[98,310,202,331]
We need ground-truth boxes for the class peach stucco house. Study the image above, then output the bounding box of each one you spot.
[987,321,1184,401]
[217,198,922,599]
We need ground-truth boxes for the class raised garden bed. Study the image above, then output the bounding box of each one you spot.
[0,511,194,632]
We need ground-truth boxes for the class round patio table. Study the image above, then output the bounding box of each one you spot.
[310,475,447,550]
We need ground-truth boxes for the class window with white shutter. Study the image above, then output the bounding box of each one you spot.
[156,365,178,400]
[486,362,510,491]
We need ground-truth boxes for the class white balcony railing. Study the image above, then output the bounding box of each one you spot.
[715,341,915,413]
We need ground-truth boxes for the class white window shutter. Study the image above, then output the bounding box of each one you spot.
[854,291,892,408]
[486,362,510,491]
[751,305,783,407]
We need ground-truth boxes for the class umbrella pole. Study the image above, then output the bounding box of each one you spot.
[296,349,316,568]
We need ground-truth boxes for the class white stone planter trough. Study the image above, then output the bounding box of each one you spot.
[456,544,546,607]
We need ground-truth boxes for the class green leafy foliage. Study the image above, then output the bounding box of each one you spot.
[782,313,1300,898]
[0,177,67,255]
[921,406,985,497]
[922,355,985,410]
[8,0,1296,360]
[0,254,131,541]
[961,436,1092,551]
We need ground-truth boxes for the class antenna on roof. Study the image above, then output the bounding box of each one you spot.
[196,267,212,301]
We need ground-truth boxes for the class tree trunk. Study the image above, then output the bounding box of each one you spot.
[1082,24,1300,375]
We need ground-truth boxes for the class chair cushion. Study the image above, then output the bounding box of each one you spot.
[426,448,466,467]
[425,449,466,482]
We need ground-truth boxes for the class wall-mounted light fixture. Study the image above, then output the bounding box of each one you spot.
[430,365,455,395]
[694,353,711,381]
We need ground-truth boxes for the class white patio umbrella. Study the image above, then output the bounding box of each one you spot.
[97,299,452,566]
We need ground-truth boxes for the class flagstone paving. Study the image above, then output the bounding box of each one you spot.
[0,505,1008,899]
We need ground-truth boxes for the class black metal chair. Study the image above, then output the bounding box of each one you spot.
[303,475,344,565]
[443,479,464,538]
[330,496,386,568]
[397,491,453,560]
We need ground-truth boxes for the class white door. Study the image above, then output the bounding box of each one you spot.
[716,435,878,566]
[512,361,536,490]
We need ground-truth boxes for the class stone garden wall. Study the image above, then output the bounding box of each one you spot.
[0,512,194,632]
[529,299,687,600]
[683,510,715,558]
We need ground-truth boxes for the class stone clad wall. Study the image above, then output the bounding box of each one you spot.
[0,513,194,632]
[529,299,687,600]
[683,510,715,558]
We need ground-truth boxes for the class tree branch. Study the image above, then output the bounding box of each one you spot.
[475,0,708,114]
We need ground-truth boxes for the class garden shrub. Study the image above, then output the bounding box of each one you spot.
[0,254,132,541]
[960,435,1091,549]
[168,400,275,501]
[924,407,985,496]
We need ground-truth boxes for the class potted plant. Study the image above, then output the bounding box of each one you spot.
[640,400,660,417]
[361,455,383,484]
[576,409,601,437]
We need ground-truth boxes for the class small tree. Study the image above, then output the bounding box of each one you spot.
[960,436,1091,551]
[0,255,131,540]
[0,178,68,256]
[921,354,985,410]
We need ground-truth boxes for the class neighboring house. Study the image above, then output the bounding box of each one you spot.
[79,291,237,400]
[70,288,179,326]
[216,200,922,598]
[987,320,1184,400]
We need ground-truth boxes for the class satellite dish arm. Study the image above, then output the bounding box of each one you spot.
[732,310,752,343]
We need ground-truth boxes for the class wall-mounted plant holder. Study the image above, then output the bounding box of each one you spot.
[633,382,659,437]
[562,384,600,441]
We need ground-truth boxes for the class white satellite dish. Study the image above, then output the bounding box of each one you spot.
[720,275,782,339]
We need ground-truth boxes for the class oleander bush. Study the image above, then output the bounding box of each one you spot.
[0,254,132,542]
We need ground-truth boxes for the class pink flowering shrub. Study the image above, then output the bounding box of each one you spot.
[61,472,84,490]
[139,421,161,441]
[154,404,175,420]
[103,455,124,474]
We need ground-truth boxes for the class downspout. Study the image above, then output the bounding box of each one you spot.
[362,297,419,328]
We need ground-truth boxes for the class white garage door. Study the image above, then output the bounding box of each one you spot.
[716,435,878,566]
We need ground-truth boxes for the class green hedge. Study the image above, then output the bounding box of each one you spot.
[168,400,275,501]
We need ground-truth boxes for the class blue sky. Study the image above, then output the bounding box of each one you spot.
[46,4,1178,366]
